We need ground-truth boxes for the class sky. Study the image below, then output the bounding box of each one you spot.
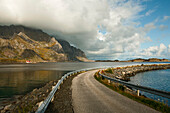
[0,0,169,60]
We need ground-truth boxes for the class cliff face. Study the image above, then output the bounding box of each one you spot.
[0,25,89,63]
[57,39,86,61]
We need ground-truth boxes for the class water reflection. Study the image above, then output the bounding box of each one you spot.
[0,70,69,98]
[0,62,169,103]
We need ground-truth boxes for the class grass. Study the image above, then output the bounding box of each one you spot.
[105,68,113,74]
[17,104,34,113]
[94,72,170,113]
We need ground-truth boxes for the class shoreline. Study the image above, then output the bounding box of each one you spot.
[0,60,169,65]
[100,64,170,105]
[0,79,59,112]
[1,64,170,112]
[102,64,170,82]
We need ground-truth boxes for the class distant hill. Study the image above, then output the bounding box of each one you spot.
[127,58,169,62]
[95,58,169,62]
[0,25,92,63]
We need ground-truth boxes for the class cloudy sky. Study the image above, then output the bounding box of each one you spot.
[0,0,170,60]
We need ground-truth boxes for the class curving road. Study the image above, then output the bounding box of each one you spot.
[72,70,160,113]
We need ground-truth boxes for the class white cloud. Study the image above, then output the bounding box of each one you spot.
[168,45,170,53]
[163,16,170,21]
[139,43,169,58]
[145,9,154,16]
[159,25,168,31]
[143,22,156,32]
[0,0,163,60]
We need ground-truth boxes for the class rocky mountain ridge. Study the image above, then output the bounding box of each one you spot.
[0,25,91,63]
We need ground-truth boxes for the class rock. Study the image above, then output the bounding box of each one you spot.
[4,104,12,111]
[1,110,6,113]
[122,72,125,75]
[0,106,4,110]
[36,101,43,108]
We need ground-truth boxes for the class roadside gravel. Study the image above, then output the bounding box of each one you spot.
[45,74,76,113]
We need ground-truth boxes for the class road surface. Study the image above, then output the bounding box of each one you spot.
[72,70,160,113]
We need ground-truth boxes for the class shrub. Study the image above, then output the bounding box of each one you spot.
[105,68,113,74]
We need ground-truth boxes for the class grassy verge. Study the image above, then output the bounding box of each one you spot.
[94,72,170,113]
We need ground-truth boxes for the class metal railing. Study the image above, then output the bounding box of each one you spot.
[36,67,100,113]
[36,65,170,113]
[98,72,170,99]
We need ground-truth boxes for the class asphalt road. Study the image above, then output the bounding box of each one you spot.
[72,70,160,113]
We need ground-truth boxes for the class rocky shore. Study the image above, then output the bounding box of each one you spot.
[102,64,170,81]
[45,73,76,113]
[0,72,77,113]
[1,64,170,113]
[0,79,59,113]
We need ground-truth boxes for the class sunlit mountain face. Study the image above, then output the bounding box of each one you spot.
[0,25,91,63]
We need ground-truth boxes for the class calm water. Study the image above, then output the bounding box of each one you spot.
[0,62,138,100]
[0,70,69,99]
[0,62,169,104]
[129,69,170,106]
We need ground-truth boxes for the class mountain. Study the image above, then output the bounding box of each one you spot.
[0,25,91,63]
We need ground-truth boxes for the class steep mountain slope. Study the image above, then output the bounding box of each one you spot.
[57,39,86,61]
[0,25,90,63]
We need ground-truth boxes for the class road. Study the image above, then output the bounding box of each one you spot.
[72,70,160,113]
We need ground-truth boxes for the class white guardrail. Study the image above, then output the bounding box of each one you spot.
[98,72,170,99]
[36,64,170,113]
[36,67,101,113]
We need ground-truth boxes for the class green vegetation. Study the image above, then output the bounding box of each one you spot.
[105,68,113,74]
[16,103,34,113]
[94,72,170,113]
[0,58,26,63]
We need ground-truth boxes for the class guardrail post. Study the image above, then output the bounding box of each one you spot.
[58,86,60,90]
[108,80,111,84]
[36,66,170,113]
[58,80,60,89]
[52,86,55,90]
[38,101,43,107]
[137,89,140,96]
[51,96,54,102]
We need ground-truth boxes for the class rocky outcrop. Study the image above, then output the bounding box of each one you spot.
[0,25,89,63]
[57,39,87,61]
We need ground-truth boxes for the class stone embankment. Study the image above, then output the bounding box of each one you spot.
[0,80,59,113]
[0,72,78,113]
[1,64,170,113]
[102,64,170,81]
